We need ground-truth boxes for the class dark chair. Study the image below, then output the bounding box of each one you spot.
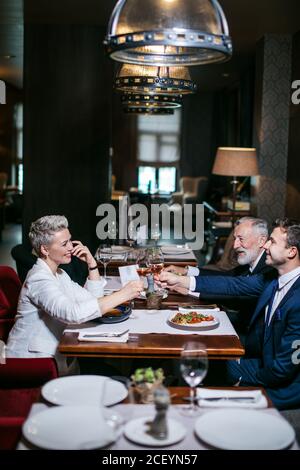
[11,244,88,286]
[0,266,22,342]
[0,358,58,450]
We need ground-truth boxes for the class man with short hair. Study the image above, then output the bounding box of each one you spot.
[159,219,300,409]
[165,216,271,277]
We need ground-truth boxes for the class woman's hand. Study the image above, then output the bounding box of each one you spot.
[121,280,144,301]
[164,265,188,275]
[72,241,96,268]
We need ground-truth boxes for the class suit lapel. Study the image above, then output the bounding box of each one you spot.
[249,281,275,328]
[264,276,300,344]
[252,252,267,275]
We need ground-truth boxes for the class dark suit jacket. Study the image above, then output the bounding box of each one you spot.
[196,272,300,409]
[200,251,273,277]
[198,252,277,331]
[245,277,300,409]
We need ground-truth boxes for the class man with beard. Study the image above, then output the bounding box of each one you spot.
[159,219,300,409]
[166,217,276,337]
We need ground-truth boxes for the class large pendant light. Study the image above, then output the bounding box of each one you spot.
[115,64,197,95]
[105,0,232,66]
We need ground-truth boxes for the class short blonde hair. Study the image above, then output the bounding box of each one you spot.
[29,215,69,255]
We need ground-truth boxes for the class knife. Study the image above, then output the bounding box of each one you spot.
[82,329,129,338]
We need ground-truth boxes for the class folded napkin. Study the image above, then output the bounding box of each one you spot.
[78,332,129,343]
[196,388,268,409]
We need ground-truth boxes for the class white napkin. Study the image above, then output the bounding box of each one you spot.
[196,388,268,409]
[78,332,129,343]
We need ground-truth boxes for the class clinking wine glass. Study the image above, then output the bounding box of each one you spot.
[148,247,164,275]
[95,244,112,281]
[180,341,208,416]
[151,223,161,246]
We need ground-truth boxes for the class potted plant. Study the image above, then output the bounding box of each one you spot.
[131,367,165,403]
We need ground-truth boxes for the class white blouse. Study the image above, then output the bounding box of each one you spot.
[6,258,106,374]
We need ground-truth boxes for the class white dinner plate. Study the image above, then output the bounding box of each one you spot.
[167,311,220,330]
[194,409,295,450]
[23,406,120,450]
[161,245,192,255]
[124,417,186,447]
[111,246,130,254]
[42,375,128,407]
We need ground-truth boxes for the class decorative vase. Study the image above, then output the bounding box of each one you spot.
[133,380,163,404]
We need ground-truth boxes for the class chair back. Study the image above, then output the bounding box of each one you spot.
[0,266,22,318]
[0,358,58,450]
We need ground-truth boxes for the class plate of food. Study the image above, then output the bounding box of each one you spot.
[94,305,131,324]
[167,310,219,330]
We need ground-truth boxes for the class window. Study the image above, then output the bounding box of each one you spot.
[137,109,181,193]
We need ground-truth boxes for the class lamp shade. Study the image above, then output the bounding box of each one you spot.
[105,0,232,66]
[212,147,259,177]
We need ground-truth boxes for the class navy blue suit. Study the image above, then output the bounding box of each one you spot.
[195,273,300,409]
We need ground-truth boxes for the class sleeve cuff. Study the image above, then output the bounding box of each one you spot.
[187,266,200,276]
[189,276,196,291]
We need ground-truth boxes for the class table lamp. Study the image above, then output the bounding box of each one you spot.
[212,147,259,219]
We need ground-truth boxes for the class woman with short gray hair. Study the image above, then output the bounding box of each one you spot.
[6,215,143,374]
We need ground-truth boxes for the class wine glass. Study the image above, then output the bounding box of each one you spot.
[148,247,164,275]
[179,341,208,416]
[151,222,161,246]
[95,244,112,281]
[126,223,137,248]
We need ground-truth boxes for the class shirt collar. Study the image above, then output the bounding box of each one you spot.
[278,266,300,290]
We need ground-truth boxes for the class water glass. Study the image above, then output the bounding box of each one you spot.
[179,341,208,416]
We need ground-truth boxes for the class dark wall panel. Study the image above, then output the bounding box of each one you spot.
[23,24,112,250]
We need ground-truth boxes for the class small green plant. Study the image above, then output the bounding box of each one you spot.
[131,367,164,384]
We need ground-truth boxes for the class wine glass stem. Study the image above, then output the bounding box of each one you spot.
[190,386,196,411]
[104,263,107,280]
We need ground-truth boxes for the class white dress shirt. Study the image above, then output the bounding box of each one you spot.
[188,250,267,292]
[6,258,106,374]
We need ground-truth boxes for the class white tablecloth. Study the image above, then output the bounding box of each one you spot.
[64,309,237,337]
[18,403,298,451]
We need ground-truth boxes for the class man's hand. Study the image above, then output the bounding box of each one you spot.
[170,285,189,296]
[157,271,190,290]
[164,265,188,275]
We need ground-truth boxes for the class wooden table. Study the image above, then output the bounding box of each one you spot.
[59,331,244,360]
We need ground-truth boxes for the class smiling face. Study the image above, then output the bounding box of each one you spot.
[264,227,295,268]
[233,221,267,266]
[40,228,73,268]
